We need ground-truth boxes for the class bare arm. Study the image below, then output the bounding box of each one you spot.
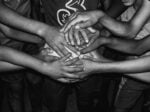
[102,35,150,56]
[0,61,23,72]
[92,56,150,83]
[0,23,43,43]
[0,2,69,56]
[0,46,44,71]
[99,0,150,38]
[0,1,47,37]
[82,34,150,55]
[63,0,150,38]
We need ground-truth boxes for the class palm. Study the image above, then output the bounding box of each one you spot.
[44,27,69,57]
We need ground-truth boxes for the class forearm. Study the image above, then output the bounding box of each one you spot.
[96,56,150,82]
[0,23,43,43]
[0,46,44,72]
[103,37,140,55]
[96,56,150,74]
[98,12,132,37]
[0,61,23,72]
[99,0,150,38]
[103,36,150,56]
[0,3,49,38]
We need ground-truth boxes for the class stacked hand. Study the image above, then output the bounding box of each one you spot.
[37,50,84,83]
[40,11,108,83]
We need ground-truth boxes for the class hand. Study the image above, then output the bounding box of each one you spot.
[43,26,69,57]
[61,10,104,33]
[65,27,99,47]
[80,36,108,54]
[65,26,88,46]
[76,57,99,79]
[40,54,84,81]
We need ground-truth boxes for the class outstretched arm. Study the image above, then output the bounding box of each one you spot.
[0,46,83,83]
[80,56,150,83]
[0,1,69,57]
[63,0,150,38]
[81,34,150,55]
[0,61,23,72]
[99,0,150,38]
[0,23,42,44]
[105,35,150,56]
[95,56,150,83]
[0,46,44,71]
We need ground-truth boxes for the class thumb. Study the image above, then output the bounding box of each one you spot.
[75,21,92,29]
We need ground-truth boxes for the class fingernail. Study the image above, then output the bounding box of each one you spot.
[75,25,80,29]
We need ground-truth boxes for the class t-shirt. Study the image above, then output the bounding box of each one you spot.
[41,0,101,26]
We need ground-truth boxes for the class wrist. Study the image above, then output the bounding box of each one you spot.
[37,24,50,38]
[99,37,110,46]
[29,57,45,71]
[95,10,105,21]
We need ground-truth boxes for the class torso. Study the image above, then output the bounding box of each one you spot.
[41,0,101,26]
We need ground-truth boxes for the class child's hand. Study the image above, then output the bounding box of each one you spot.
[80,36,109,54]
[43,26,69,57]
[76,57,99,79]
[40,54,84,82]
[61,10,104,32]
[64,26,99,48]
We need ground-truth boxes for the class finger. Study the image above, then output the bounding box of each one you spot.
[66,78,81,83]
[81,39,100,54]
[82,56,93,61]
[80,29,89,43]
[61,12,78,32]
[44,55,59,62]
[79,32,97,49]
[63,73,80,79]
[87,27,96,33]
[89,30,99,44]
[52,45,64,57]
[58,44,70,56]
[57,78,72,83]
[64,16,83,33]
[61,53,72,62]
[74,29,81,46]
[68,27,75,46]
[58,78,80,83]
[75,21,91,29]
[74,60,83,65]
[64,57,80,66]
[64,32,70,44]
[68,12,78,21]
[63,66,83,73]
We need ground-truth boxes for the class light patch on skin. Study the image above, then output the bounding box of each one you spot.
[122,0,136,6]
